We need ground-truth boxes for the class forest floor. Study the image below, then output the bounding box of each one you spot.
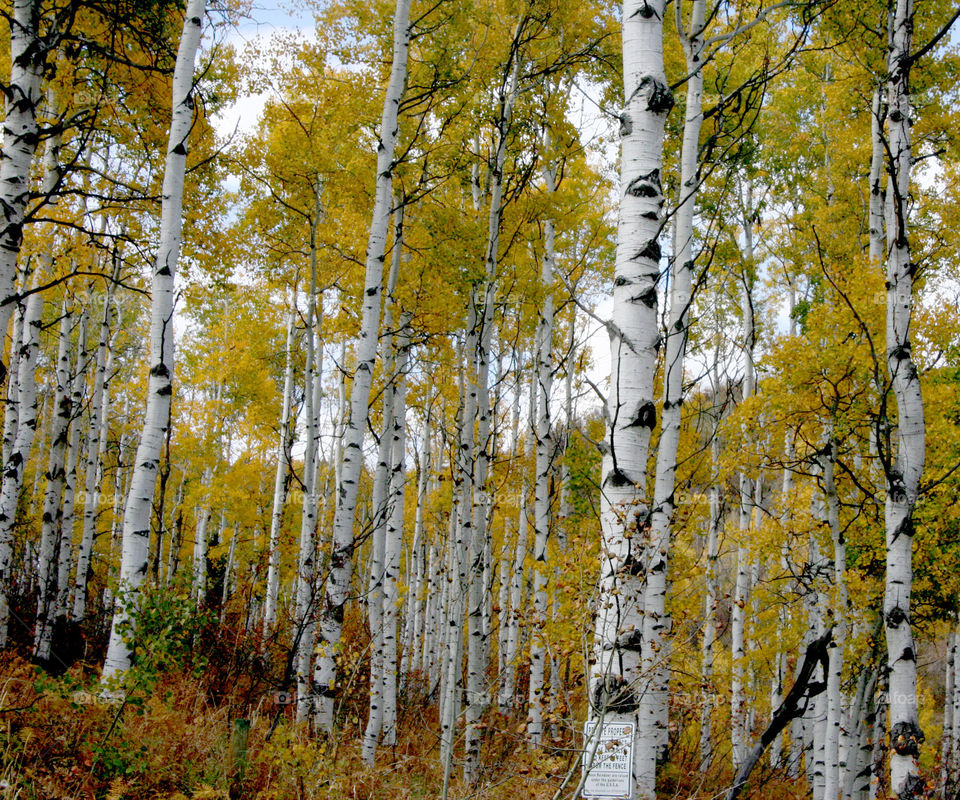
[0,594,819,800]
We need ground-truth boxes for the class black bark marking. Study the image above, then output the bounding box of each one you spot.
[628,401,657,429]
[890,721,924,757]
[897,773,924,800]
[634,286,657,308]
[604,468,632,489]
[617,629,643,651]
[639,75,675,114]
[593,675,639,714]
[886,605,907,627]
[625,169,661,198]
[636,240,661,262]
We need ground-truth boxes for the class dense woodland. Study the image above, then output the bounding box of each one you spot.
[0,0,958,798]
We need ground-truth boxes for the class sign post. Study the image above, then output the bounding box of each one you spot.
[582,721,635,799]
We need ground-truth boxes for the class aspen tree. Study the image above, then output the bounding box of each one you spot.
[527,135,556,748]
[640,0,706,776]
[589,2,672,798]
[361,205,403,759]
[314,0,412,733]
[101,0,206,684]
[882,1,926,795]
[380,319,412,749]
[0,284,43,646]
[263,299,297,638]
[295,241,321,723]
[0,0,46,366]
[59,311,88,621]
[72,270,117,621]
[34,306,73,662]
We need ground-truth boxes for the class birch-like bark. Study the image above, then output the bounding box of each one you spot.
[0,0,46,363]
[314,0,412,733]
[34,306,73,662]
[295,243,321,724]
[263,299,297,638]
[0,285,43,646]
[589,4,672,798]
[72,274,116,621]
[731,177,757,773]
[2,296,25,471]
[404,416,430,675]
[947,623,960,791]
[101,0,206,684]
[823,437,847,800]
[380,320,411,749]
[361,206,403,759]
[464,63,519,780]
[640,4,705,780]
[882,3,925,797]
[501,369,535,714]
[527,139,556,749]
[55,356,82,623]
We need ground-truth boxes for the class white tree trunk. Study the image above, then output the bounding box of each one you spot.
[361,206,403,759]
[72,277,116,621]
[823,437,846,800]
[944,631,956,794]
[314,0,412,733]
[527,141,556,749]
[380,321,411,749]
[640,4,705,778]
[0,284,43,646]
[34,306,73,661]
[295,249,322,723]
[404,415,430,675]
[883,3,925,797]
[0,0,46,361]
[589,3,672,798]
[101,0,206,684]
[263,298,297,638]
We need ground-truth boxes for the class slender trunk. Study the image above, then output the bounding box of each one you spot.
[295,234,321,723]
[101,0,206,684]
[823,437,847,800]
[527,141,556,748]
[700,433,720,765]
[883,4,925,797]
[34,306,73,661]
[263,299,297,638]
[943,631,956,795]
[380,320,411,749]
[314,0,412,733]
[0,284,43,645]
[73,281,116,620]
[640,5,705,781]
[361,206,403,759]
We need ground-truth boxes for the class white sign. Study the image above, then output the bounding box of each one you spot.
[582,721,634,799]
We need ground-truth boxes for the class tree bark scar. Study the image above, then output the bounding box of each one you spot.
[593,675,639,713]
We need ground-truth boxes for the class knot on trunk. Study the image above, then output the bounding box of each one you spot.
[592,675,639,714]
[890,720,924,757]
[616,628,643,652]
[625,169,661,198]
[628,401,657,430]
[886,605,908,627]
[639,75,674,114]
